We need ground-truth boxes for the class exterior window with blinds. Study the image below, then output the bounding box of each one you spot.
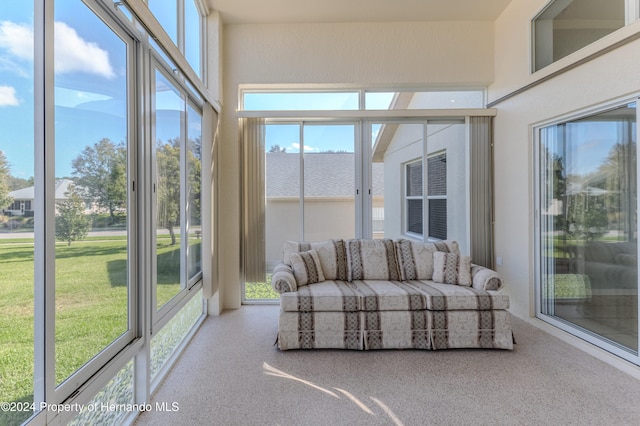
[405,160,423,235]
[428,152,447,240]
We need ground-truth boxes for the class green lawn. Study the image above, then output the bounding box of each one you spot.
[0,236,184,426]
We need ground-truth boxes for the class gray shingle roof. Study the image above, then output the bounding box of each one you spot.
[266,152,384,198]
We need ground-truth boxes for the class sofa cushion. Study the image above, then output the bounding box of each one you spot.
[432,252,472,286]
[350,280,428,311]
[283,239,348,281]
[395,239,460,281]
[280,281,361,312]
[289,250,325,286]
[408,281,510,311]
[346,239,401,281]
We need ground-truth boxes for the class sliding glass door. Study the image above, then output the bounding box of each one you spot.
[538,102,638,358]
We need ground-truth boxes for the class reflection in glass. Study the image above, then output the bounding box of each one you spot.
[155,70,184,310]
[54,1,129,385]
[540,103,637,353]
[185,0,202,78]
[0,3,35,424]
[187,104,202,280]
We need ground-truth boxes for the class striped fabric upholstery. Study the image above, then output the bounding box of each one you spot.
[429,309,513,350]
[280,280,360,312]
[283,239,348,281]
[346,239,400,281]
[432,252,472,286]
[395,239,460,281]
[278,311,363,350]
[289,250,325,286]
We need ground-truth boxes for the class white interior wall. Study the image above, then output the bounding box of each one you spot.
[489,0,640,319]
[217,21,494,310]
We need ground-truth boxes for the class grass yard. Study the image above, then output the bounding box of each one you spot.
[0,235,185,426]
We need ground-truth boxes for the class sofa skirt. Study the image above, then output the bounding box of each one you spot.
[278,311,364,350]
[278,309,513,351]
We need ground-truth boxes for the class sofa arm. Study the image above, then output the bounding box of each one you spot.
[271,263,298,294]
[471,264,504,291]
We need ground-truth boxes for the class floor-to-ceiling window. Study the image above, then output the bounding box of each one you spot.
[0,0,214,424]
[537,100,638,362]
[241,89,489,301]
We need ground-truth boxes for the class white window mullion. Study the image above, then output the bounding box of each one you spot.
[625,0,639,24]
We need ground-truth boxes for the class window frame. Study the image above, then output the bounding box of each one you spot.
[533,95,640,365]
[531,0,640,73]
[4,1,214,424]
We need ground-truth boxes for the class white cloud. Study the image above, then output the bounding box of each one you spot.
[54,22,116,79]
[0,20,116,79]
[0,21,33,60]
[290,142,319,152]
[0,85,20,107]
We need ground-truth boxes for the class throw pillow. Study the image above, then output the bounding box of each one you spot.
[432,252,472,286]
[395,239,460,281]
[289,250,326,286]
[282,239,348,281]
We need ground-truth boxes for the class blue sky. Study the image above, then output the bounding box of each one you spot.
[0,2,184,181]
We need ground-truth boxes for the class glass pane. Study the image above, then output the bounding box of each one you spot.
[427,122,467,251]
[151,290,202,380]
[155,70,184,310]
[406,162,423,197]
[366,90,484,109]
[534,0,626,71]
[251,124,301,301]
[540,103,637,353]
[187,104,202,280]
[148,0,178,45]
[243,92,359,111]
[371,123,385,239]
[185,0,202,79]
[68,361,133,426]
[407,199,423,235]
[54,0,130,385]
[0,3,35,424]
[374,123,423,240]
[303,124,356,241]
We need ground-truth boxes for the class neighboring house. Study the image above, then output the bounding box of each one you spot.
[265,152,384,265]
[372,94,470,254]
[2,179,91,217]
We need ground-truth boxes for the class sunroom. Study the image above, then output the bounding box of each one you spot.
[1,0,640,425]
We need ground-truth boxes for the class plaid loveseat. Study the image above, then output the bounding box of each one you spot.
[272,238,513,351]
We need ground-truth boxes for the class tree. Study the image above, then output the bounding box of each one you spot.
[71,138,127,224]
[0,151,12,210]
[156,138,181,245]
[268,144,286,153]
[8,175,34,191]
[56,183,91,245]
[188,137,202,225]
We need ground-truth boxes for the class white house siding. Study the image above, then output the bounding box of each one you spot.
[220,21,494,309]
[490,0,640,318]
[382,121,469,255]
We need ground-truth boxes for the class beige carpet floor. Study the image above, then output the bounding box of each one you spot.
[135,305,640,425]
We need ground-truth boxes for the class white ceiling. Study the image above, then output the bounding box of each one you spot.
[207,0,514,24]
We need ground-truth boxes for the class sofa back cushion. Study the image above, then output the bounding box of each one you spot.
[395,239,460,281]
[283,239,348,281]
[346,239,401,281]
